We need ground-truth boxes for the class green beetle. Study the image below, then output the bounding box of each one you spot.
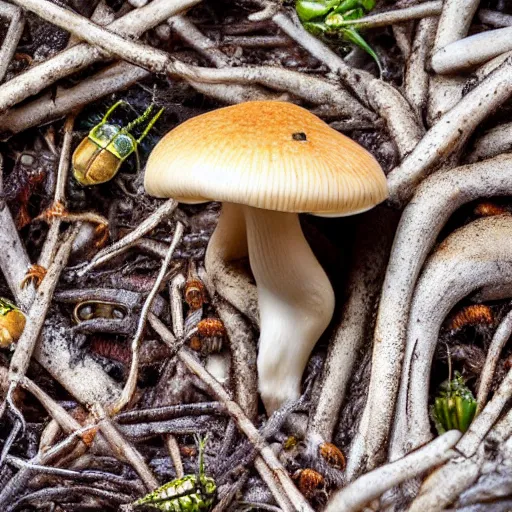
[133,436,216,511]
[73,101,164,186]
[0,298,26,349]
[431,371,477,435]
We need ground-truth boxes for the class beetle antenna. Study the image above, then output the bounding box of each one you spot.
[136,107,165,144]
[102,100,127,123]
[125,104,155,133]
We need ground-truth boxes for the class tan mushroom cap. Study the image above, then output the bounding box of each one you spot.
[144,101,388,216]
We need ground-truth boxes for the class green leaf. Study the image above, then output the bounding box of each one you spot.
[296,0,340,21]
[340,27,382,75]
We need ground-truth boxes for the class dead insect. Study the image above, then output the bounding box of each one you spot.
[73,101,164,186]
[293,468,325,500]
[133,436,216,511]
[0,298,26,348]
[73,300,128,324]
[448,304,494,332]
[184,279,207,310]
[319,442,346,471]
[189,318,226,355]
[431,371,477,435]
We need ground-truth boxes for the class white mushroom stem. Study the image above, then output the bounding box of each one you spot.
[347,154,512,480]
[207,204,335,415]
[391,215,512,461]
[476,310,512,413]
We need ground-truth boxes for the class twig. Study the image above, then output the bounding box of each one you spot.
[0,2,25,83]
[8,224,81,386]
[165,435,184,479]
[0,62,150,136]
[325,431,461,512]
[432,27,512,74]
[332,1,442,28]
[113,222,184,414]
[0,0,201,113]
[0,154,35,309]
[391,216,512,459]
[476,310,512,413]
[467,121,512,163]
[148,314,314,512]
[307,207,397,443]
[78,199,177,276]
[347,154,512,479]
[478,9,512,28]
[37,114,76,271]
[170,273,186,338]
[93,404,159,491]
[388,57,512,206]
[427,0,480,123]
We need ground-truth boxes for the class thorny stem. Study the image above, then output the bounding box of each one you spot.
[112,221,184,414]
[148,314,315,512]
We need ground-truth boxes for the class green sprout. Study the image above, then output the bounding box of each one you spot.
[295,0,381,74]
[431,371,477,435]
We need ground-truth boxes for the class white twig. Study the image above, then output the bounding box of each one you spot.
[0,0,200,113]
[113,222,184,414]
[432,27,512,74]
[388,57,512,206]
[170,273,186,338]
[478,9,512,28]
[333,1,442,28]
[8,225,81,386]
[148,314,314,512]
[78,199,177,276]
[391,215,512,459]
[347,155,512,479]
[467,121,512,163]
[476,310,512,413]
[165,435,184,479]
[0,2,25,83]
[325,431,461,512]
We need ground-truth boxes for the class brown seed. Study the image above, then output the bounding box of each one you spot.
[319,442,346,471]
[474,202,508,217]
[184,279,206,310]
[294,468,325,499]
[197,318,226,338]
[449,304,494,332]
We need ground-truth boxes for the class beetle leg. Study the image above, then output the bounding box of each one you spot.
[20,264,47,288]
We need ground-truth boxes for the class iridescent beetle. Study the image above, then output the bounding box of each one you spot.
[73,101,164,186]
[0,298,26,348]
[431,371,477,434]
[133,436,216,511]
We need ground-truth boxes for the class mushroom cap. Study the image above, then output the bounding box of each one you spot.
[144,101,388,216]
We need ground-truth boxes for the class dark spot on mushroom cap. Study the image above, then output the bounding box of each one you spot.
[292,132,307,141]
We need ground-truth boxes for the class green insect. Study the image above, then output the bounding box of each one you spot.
[72,101,164,186]
[431,371,477,435]
[133,436,216,511]
[295,0,381,73]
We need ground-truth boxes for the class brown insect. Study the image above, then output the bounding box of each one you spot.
[293,468,325,500]
[189,318,226,355]
[184,278,207,310]
[449,304,494,332]
[197,318,226,338]
[319,442,346,471]
[474,202,508,217]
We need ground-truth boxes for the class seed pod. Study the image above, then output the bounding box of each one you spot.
[293,468,325,500]
[431,371,477,435]
[319,442,346,471]
[73,300,128,324]
[0,298,26,348]
[449,304,493,332]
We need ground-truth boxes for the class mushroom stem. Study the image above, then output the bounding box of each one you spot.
[243,206,335,414]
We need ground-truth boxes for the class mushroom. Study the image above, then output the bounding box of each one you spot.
[144,101,387,414]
